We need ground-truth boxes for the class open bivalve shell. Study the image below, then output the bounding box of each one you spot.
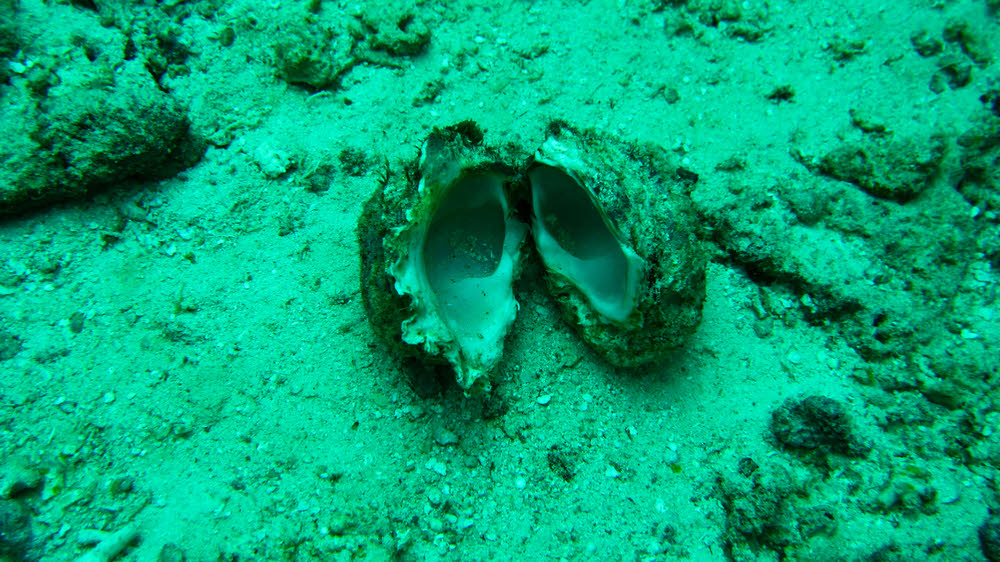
[527,121,707,367]
[358,121,706,391]
[357,122,528,391]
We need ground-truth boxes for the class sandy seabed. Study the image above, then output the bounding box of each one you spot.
[1,0,1000,560]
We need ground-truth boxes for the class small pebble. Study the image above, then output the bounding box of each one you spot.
[69,312,85,334]
[158,543,186,562]
[252,144,294,179]
[433,427,459,446]
[426,488,443,506]
[425,458,447,477]
[514,476,527,489]
[537,395,552,406]
[961,328,979,340]
[662,448,680,465]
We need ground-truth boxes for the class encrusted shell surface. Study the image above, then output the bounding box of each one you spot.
[357,122,528,390]
[526,121,707,367]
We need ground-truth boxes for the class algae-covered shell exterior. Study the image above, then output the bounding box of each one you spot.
[526,122,706,367]
[357,122,528,391]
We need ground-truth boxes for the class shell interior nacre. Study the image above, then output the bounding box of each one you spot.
[387,134,528,390]
[416,172,526,375]
[528,161,644,325]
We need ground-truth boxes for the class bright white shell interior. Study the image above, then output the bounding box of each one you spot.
[394,170,526,389]
[423,172,524,361]
[528,164,644,325]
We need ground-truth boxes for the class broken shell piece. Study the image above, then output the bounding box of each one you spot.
[357,122,528,391]
[527,122,706,366]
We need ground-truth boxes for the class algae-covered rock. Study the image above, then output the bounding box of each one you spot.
[816,133,945,202]
[0,500,33,561]
[714,459,832,560]
[271,19,357,90]
[770,395,871,458]
[957,115,1000,217]
[0,0,19,85]
[267,2,430,91]
[358,5,431,57]
[981,514,1000,562]
[0,59,204,216]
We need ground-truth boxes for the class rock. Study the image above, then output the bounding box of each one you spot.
[943,20,992,66]
[251,144,295,179]
[0,59,204,216]
[770,395,871,458]
[816,133,945,202]
[432,427,459,447]
[910,29,942,57]
[956,115,1000,217]
[0,328,22,361]
[0,500,32,561]
[0,456,42,499]
[158,543,186,562]
[714,460,818,560]
[271,21,357,90]
[360,6,431,56]
[982,514,1000,562]
[934,54,973,91]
